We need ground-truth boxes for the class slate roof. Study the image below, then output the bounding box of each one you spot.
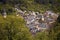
[15,9,58,33]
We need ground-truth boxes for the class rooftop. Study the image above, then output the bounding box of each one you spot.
[15,8,58,33]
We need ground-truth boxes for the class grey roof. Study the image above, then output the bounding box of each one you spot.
[38,23,47,28]
[37,15,42,18]
[16,10,58,33]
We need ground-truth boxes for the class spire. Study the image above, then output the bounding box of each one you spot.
[3,9,7,18]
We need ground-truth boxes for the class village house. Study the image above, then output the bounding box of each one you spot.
[15,9,58,33]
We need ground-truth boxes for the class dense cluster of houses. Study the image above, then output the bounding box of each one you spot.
[2,8,58,34]
[15,8,58,34]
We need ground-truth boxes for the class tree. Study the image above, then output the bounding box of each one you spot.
[0,15,33,40]
[48,21,60,40]
[34,32,49,40]
[57,15,60,23]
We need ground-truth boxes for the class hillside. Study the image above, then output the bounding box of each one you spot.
[0,0,60,14]
[0,0,60,40]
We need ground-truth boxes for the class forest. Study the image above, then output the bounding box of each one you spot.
[0,0,60,40]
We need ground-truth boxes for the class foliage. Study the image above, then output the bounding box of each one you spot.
[0,0,60,40]
[48,22,60,40]
[34,32,49,40]
[0,0,60,14]
[0,15,33,40]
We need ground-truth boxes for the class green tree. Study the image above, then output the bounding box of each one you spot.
[34,32,49,40]
[0,15,33,40]
[48,21,60,40]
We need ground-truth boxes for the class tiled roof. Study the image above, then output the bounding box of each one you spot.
[15,9,58,33]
